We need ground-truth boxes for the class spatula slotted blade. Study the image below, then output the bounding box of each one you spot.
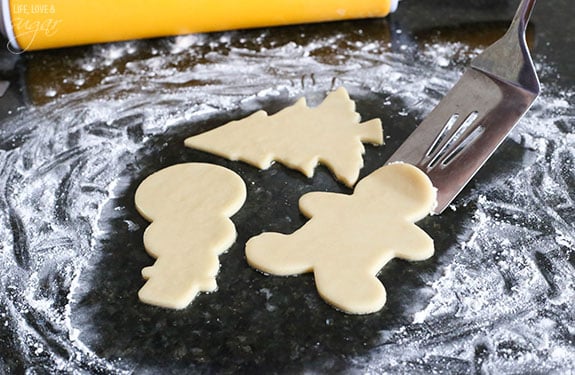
[386,0,540,214]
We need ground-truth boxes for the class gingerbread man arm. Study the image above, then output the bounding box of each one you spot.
[246,232,314,276]
[298,191,350,219]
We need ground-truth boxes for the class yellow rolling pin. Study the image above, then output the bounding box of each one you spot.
[0,0,399,51]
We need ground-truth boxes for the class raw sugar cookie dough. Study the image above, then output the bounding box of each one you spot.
[185,87,383,187]
[246,163,437,314]
[135,163,246,309]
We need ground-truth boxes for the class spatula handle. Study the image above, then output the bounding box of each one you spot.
[511,0,537,33]
[471,0,539,93]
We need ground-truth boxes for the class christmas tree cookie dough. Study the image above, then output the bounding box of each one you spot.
[184,87,383,187]
[135,163,246,309]
[246,163,437,314]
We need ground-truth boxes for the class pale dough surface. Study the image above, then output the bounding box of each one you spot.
[246,162,437,314]
[135,163,246,309]
[184,87,383,187]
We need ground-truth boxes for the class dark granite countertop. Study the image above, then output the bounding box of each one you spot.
[0,0,573,373]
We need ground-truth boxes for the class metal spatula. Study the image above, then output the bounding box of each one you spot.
[387,0,540,214]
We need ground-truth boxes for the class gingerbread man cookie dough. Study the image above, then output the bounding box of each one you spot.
[135,163,246,309]
[246,163,437,314]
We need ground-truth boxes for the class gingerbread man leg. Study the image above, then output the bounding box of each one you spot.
[313,249,392,314]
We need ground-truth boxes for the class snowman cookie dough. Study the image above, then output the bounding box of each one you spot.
[135,163,246,309]
[246,162,437,314]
